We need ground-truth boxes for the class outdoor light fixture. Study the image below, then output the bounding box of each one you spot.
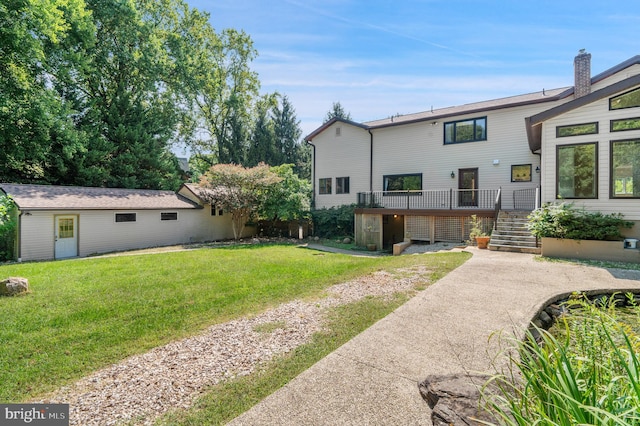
[451,171,455,179]
[535,166,540,173]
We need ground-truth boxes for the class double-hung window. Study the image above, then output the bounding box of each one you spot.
[319,178,332,194]
[336,177,350,194]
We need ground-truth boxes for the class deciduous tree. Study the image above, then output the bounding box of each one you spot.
[198,163,281,239]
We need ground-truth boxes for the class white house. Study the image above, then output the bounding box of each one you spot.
[0,183,253,261]
[306,52,640,251]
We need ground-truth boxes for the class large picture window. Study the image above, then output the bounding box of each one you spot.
[319,178,332,194]
[383,174,422,192]
[610,87,640,110]
[556,143,598,199]
[611,139,640,198]
[336,177,350,194]
[444,117,487,144]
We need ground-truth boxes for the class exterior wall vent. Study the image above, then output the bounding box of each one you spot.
[335,127,341,136]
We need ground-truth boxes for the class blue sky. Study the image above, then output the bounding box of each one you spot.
[188,0,640,139]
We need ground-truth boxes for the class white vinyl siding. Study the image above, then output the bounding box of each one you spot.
[369,105,549,209]
[311,122,370,208]
[541,84,640,220]
[18,207,254,261]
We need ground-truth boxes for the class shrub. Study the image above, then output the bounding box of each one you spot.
[527,202,633,240]
[0,195,17,261]
[310,205,355,239]
[484,296,640,425]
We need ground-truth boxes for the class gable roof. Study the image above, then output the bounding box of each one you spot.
[525,72,640,152]
[0,183,201,211]
[304,117,371,142]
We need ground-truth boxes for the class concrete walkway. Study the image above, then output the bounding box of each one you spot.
[228,247,640,425]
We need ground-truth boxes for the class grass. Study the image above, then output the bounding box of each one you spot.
[156,294,410,425]
[484,296,640,425]
[0,244,470,403]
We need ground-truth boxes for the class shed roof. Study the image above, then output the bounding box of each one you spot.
[0,183,201,210]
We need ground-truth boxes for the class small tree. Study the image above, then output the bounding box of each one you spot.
[198,163,281,239]
[260,164,311,222]
[0,195,17,261]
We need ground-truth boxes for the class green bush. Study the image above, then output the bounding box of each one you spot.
[0,195,17,261]
[310,204,355,238]
[485,295,640,425]
[527,202,633,240]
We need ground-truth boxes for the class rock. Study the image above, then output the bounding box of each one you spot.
[0,277,29,296]
[419,374,496,425]
[342,237,352,244]
[538,310,553,328]
[313,236,320,241]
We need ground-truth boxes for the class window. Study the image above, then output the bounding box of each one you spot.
[611,117,640,132]
[319,178,332,194]
[556,122,598,137]
[336,177,350,194]
[556,143,598,199]
[611,139,640,198]
[161,212,178,221]
[210,205,223,216]
[383,174,422,191]
[444,117,487,144]
[610,87,640,110]
[58,218,74,238]
[115,213,136,222]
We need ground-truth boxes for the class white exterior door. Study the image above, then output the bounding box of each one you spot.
[55,215,78,259]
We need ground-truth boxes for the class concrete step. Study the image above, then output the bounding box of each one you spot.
[489,243,541,254]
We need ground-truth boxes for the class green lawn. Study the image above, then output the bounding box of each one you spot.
[0,244,470,403]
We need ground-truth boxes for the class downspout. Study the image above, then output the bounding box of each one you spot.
[17,210,22,262]
[306,139,316,209]
[368,129,373,193]
[533,151,542,210]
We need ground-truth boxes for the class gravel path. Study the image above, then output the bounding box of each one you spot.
[36,264,436,425]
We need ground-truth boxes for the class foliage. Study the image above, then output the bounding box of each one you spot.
[260,164,311,222]
[0,195,17,261]
[198,163,281,239]
[527,202,633,240]
[484,296,640,425]
[323,101,352,123]
[0,245,469,402]
[0,0,93,183]
[469,214,491,239]
[311,205,356,238]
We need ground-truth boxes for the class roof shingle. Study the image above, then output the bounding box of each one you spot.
[0,184,200,210]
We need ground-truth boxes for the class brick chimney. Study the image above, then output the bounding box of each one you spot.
[574,49,592,98]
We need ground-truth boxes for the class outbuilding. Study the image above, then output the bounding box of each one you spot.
[0,183,247,261]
